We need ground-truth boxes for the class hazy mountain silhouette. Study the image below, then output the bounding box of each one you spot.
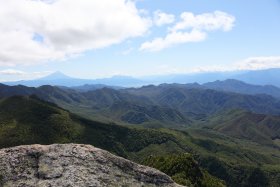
[3,68,280,88]
[4,72,145,87]
[203,79,280,99]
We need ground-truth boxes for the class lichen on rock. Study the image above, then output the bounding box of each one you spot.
[0,144,183,187]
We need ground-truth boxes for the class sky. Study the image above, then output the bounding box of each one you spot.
[0,0,280,81]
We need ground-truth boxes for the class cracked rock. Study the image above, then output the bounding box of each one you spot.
[0,144,184,187]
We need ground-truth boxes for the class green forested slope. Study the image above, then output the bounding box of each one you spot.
[0,95,177,157]
[143,153,225,187]
[199,109,280,146]
[0,95,223,187]
[0,87,280,186]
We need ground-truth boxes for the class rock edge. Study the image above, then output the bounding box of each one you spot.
[0,144,183,187]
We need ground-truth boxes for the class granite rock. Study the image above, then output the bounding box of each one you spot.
[0,144,183,187]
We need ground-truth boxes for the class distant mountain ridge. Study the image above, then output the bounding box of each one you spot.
[203,79,280,99]
[231,68,280,87]
[3,68,280,88]
[142,68,280,87]
[125,83,280,116]
[4,71,145,87]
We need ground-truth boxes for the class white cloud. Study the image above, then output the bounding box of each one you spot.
[144,56,280,76]
[172,11,235,32]
[153,10,175,26]
[0,69,25,75]
[140,30,206,52]
[185,56,280,74]
[235,56,280,70]
[183,56,280,73]
[141,11,235,52]
[0,69,52,81]
[0,0,151,66]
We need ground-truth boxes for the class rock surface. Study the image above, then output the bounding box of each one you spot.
[0,144,183,187]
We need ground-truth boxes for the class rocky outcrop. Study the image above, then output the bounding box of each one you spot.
[0,144,183,187]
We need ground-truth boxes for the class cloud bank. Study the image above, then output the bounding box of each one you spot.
[0,69,53,82]
[236,56,280,70]
[0,0,150,66]
[0,69,25,75]
[152,56,280,75]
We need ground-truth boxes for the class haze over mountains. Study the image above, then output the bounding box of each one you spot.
[4,71,145,87]
[4,68,280,88]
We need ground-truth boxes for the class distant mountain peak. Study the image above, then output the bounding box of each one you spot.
[39,71,72,80]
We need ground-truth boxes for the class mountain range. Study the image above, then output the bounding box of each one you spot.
[203,79,280,99]
[4,71,145,87]
[0,95,279,186]
[1,81,280,149]
[1,76,280,186]
[1,80,280,128]
[0,95,226,186]
[4,68,280,88]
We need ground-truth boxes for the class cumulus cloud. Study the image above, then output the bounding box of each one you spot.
[172,11,235,32]
[140,30,206,52]
[0,0,151,66]
[153,10,175,26]
[141,11,235,52]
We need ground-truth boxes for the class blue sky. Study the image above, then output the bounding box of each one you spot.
[0,0,280,81]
